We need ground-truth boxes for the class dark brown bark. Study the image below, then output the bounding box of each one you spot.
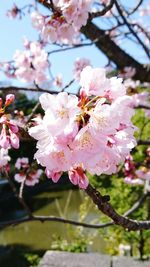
[82,21,150,82]
[85,183,150,231]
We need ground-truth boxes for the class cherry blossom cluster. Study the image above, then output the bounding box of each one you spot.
[13,40,49,85]
[0,94,19,150]
[0,40,49,85]
[29,66,137,189]
[124,154,150,186]
[14,157,42,186]
[31,0,93,44]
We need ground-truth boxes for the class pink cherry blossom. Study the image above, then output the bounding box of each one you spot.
[46,169,62,183]
[73,58,91,80]
[0,148,10,168]
[124,176,144,185]
[68,167,89,189]
[15,157,29,169]
[53,74,63,88]
[80,66,108,96]
[14,157,42,186]
[31,1,94,44]
[29,66,136,189]
[136,169,150,181]
[119,67,136,79]
[13,40,49,85]
[0,116,19,150]
[5,94,15,107]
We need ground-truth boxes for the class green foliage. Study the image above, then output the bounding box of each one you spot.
[24,253,41,267]
[51,235,88,253]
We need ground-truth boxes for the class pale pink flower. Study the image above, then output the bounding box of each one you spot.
[31,1,93,44]
[136,169,150,181]
[29,66,136,188]
[31,11,45,31]
[89,100,119,135]
[14,173,26,183]
[80,66,108,96]
[73,58,91,80]
[25,169,42,186]
[39,92,80,138]
[14,157,42,186]
[34,143,73,173]
[105,77,126,100]
[42,23,58,43]
[14,170,42,186]
[124,177,144,185]
[15,157,29,169]
[53,74,63,88]
[0,148,10,168]
[123,79,140,89]
[13,41,49,85]
[119,67,136,79]
[131,92,150,108]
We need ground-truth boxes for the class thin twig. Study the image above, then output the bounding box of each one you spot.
[90,0,115,19]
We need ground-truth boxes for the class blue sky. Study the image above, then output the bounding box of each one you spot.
[0,0,149,96]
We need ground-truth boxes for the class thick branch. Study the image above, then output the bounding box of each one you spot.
[137,140,150,146]
[81,21,150,82]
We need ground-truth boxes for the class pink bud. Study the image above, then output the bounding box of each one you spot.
[0,127,10,149]
[9,122,19,133]
[46,169,62,183]
[68,167,89,189]
[68,169,78,186]
[5,94,15,107]
[9,130,19,149]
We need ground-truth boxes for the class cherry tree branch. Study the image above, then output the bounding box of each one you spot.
[90,0,115,19]
[0,215,112,229]
[126,0,144,16]
[114,0,150,59]
[85,183,150,231]
[0,185,149,230]
[5,171,33,218]
[137,140,150,146]
[81,21,150,83]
